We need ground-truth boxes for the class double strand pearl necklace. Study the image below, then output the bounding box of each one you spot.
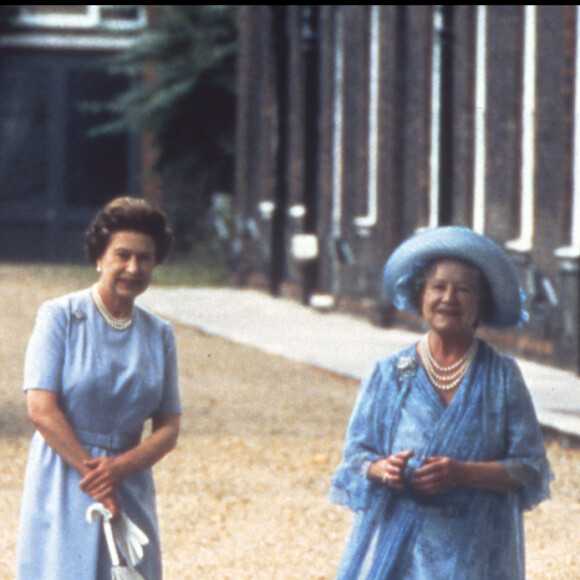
[91,284,135,331]
[419,334,478,390]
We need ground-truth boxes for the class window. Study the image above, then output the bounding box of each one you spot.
[65,68,133,207]
[14,5,147,30]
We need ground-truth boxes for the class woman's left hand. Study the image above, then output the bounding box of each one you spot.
[79,456,126,500]
[412,456,465,495]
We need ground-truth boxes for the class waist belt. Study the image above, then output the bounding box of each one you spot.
[76,429,141,452]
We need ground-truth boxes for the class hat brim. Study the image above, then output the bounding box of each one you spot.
[383,226,524,327]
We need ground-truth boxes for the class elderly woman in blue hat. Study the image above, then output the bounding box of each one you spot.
[329,226,552,580]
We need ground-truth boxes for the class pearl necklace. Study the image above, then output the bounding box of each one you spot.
[91,285,135,331]
[425,337,474,372]
[420,335,478,391]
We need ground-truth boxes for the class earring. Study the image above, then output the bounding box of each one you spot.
[97,265,101,273]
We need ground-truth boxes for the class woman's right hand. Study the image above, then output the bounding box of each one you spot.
[101,493,121,521]
[367,450,414,489]
[26,390,122,519]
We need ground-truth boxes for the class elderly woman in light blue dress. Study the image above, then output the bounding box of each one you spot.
[17,197,181,579]
[329,226,552,580]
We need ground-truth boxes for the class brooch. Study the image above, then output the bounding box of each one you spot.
[72,309,87,322]
[396,356,418,378]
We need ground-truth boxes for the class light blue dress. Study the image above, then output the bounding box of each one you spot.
[17,288,181,580]
[329,341,552,580]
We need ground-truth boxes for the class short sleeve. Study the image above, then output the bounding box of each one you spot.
[23,301,67,393]
[156,323,182,415]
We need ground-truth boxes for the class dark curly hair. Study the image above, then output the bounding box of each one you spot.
[85,197,174,265]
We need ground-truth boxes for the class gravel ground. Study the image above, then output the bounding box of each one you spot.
[1,264,579,579]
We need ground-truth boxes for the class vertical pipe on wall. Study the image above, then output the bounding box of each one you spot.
[428,6,443,229]
[473,5,487,234]
[299,5,321,304]
[332,8,344,239]
[331,7,344,293]
[506,5,537,253]
[354,5,380,232]
[270,6,290,295]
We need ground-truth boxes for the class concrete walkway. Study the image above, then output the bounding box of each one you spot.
[139,286,580,442]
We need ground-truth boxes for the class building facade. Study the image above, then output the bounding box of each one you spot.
[234,5,580,372]
[0,6,146,262]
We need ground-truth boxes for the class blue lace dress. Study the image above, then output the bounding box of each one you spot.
[329,341,551,580]
[17,289,181,579]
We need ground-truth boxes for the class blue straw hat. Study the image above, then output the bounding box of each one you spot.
[383,226,526,327]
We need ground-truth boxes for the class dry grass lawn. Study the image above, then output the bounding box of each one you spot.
[1,264,579,579]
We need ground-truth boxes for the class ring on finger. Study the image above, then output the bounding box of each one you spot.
[382,473,392,486]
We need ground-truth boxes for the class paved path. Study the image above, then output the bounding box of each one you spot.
[139,287,580,441]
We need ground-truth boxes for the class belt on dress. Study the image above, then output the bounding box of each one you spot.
[76,429,141,452]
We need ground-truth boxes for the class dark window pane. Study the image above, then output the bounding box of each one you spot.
[0,66,49,205]
[65,69,131,207]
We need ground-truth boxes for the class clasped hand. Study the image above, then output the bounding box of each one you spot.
[80,456,125,518]
[369,451,465,495]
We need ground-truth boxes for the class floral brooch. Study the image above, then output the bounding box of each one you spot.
[396,356,418,378]
[72,309,87,322]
